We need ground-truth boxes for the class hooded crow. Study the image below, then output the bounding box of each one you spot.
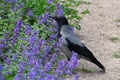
[50,16,105,72]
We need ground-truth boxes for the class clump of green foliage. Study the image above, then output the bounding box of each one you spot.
[0,0,90,79]
[109,37,120,42]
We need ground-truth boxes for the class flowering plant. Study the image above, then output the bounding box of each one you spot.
[0,0,90,80]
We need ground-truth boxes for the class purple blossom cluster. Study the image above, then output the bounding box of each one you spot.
[12,24,79,79]
[56,52,79,77]
[0,0,80,80]
[54,3,64,16]
[0,32,10,62]
[39,12,50,24]
[4,0,24,12]
[0,43,4,58]
[28,9,33,17]
[48,0,53,4]
[14,27,64,79]
[0,64,4,80]
[12,19,22,46]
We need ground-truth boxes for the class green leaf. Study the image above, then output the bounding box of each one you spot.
[81,9,90,14]
[76,25,81,30]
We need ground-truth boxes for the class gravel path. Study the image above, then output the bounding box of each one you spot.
[72,0,120,80]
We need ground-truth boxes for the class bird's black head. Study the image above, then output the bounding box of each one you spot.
[49,16,69,27]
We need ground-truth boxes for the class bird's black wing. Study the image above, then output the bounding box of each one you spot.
[65,38,105,71]
[65,38,95,61]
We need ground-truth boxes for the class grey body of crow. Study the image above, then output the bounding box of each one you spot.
[49,15,105,72]
[60,25,105,72]
[60,25,81,57]
[60,25,90,60]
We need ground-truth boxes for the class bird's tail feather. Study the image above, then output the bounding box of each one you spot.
[81,46,105,72]
[91,59,105,72]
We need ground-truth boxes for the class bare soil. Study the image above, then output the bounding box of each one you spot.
[69,0,120,80]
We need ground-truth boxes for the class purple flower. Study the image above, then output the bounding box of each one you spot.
[28,9,33,16]
[73,74,79,80]
[16,73,26,80]
[13,0,17,3]
[45,74,55,80]
[66,69,72,76]
[50,34,56,39]
[18,3,24,9]
[71,52,78,65]
[0,73,4,80]
[31,68,37,76]
[39,70,46,77]
[32,46,40,55]
[39,20,43,25]
[12,19,22,46]
[38,76,44,80]
[29,35,36,47]
[16,20,22,28]
[56,69,63,76]
[28,72,36,80]
[59,37,63,44]
[0,64,3,72]
[32,30,39,40]
[27,54,36,65]
[69,52,78,69]
[6,71,12,75]
[58,60,66,69]
[11,6,17,12]
[55,37,63,48]
[50,53,58,62]
[56,3,61,9]
[15,74,21,80]
[53,42,60,51]
[0,44,3,53]
[54,3,64,16]
[4,0,11,2]
[58,8,64,16]
[48,0,53,4]
[13,54,18,61]
[48,34,56,41]
[44,45,50,54]
[34,61,40,70]
[49,28,55,32]
[53,38,62,51]
[40,12,50,24]
[37,15,42,19]
[39,40,46,45]
[44,62,52,72]
[3,32,10,42]
[18,61,27,73]
[25,25,32,36]
[5,58,11,65]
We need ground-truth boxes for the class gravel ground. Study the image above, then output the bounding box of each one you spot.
[68,0,120,80]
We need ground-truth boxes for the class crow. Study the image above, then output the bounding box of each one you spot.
[50,16,105,72]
